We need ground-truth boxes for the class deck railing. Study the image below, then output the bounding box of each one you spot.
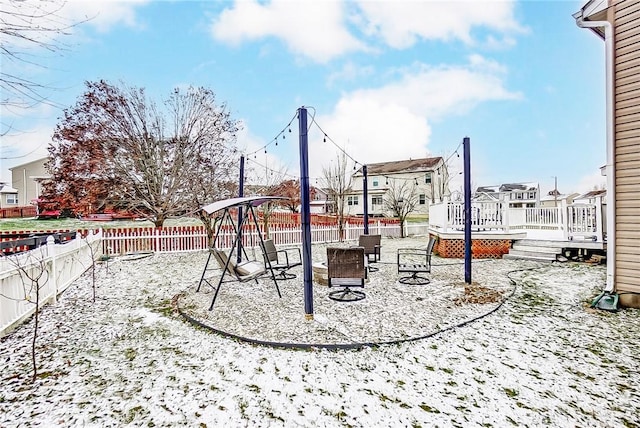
[429,197,604,242]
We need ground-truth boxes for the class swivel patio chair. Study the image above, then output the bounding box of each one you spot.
[397,236,436,285]
[263,239,302,280]
[358,234,381,272]
[327,246,367,302]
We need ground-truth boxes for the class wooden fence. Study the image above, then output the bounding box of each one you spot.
[0,206,37,219]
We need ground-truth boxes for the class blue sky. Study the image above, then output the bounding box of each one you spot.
[1,0,605,196]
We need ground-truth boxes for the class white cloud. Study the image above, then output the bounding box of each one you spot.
[211,0,367,63]
[326,62,375,88]
[574,170,606,195]
[354,0,525,49]
[302,58,520,179]
[63,0,150,32]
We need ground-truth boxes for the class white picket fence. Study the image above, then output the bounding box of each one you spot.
[101,221,430,255]
[0,230,102,338]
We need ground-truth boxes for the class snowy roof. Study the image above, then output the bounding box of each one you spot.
[476,182,539,193]
[0,183,17,194]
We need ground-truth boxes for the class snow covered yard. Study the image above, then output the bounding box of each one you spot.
[1,237,638,427]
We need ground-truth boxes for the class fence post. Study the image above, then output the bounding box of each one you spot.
[561,199,568,240]
[595,196,604,242]
[46,235,57,305]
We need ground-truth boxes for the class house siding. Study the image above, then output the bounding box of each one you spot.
[614,0,640,296]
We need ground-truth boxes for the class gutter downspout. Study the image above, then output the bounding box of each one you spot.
[575,13,615,293]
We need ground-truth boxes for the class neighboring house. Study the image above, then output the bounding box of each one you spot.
[539,191,580,208]
[574,189,607,204]
[0,182,19,208]
[348,157,448,217]
[575,0,640,307]
[475,182,540,208]
[9,157,50,207]
[309,187,330,214]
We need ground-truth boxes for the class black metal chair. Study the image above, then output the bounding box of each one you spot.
[397,236,436,285]
[358,234,381,272]
[263,239,302,280]
[327,247,367,302]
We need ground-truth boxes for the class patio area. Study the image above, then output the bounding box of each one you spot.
[1,236,638,427]
[178,237,520,347]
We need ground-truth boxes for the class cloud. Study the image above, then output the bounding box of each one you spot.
[574,170,606,194]
[302,57,520,179]
[326,62,375,88]
[62,0,150,32]
[354,0,525,48]
[211,0,366,63]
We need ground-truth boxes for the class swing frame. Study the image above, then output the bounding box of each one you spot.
[196,196,285,311]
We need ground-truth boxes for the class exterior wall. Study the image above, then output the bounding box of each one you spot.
[9,157,49,206]
[613,0,640,297]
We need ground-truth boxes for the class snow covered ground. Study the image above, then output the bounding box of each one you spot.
[1,237,638,427]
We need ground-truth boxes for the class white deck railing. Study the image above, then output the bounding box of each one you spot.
[429,197,604,242]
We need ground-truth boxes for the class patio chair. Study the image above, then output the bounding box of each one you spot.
[358,234,381,272]
[397,236,436,285]
[263,239,302,280]
[326,246,367,302]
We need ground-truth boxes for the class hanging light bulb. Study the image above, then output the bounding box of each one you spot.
[385,177,389,185]
[323,134,327,142]
[282,134,285,140]
[288,128,292,133]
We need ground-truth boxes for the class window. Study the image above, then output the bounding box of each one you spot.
[347,196,358,206]
[5,194,18,205]
[372,196,383,206]
[425,173,432,184]
[372,179,379,187]
[528,191,536,199]
[419,194,426,205]
[516,193,523,200]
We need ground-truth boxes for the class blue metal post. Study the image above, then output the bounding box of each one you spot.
[362,165,369,234]
[237,155,245,264]
[298,107,314,319]
[463,137,472,283]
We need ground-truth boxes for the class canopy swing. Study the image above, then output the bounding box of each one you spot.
[196,196,285,311]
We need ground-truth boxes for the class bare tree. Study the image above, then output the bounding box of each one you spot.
[321,152,352,241]
[1,1,88,114]
[384,179,418,238]
[1,247,50,382]
[46,80,241,227]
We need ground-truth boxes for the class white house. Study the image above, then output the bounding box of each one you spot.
[0,183,19,208]
[475,182,540,208]
[9,157,50,206]
[347,157,448,217]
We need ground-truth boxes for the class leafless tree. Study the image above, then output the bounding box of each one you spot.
[1,247,50,382]
[1,1,88,115]
[321,152,352,241]
[384,179,418,238]
[47,81,241,227]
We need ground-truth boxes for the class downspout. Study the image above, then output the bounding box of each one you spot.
[575,13,615,292]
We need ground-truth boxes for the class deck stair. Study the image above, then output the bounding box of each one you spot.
[503,239,563,262]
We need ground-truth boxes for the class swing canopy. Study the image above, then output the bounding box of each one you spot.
[202,196,284,215]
